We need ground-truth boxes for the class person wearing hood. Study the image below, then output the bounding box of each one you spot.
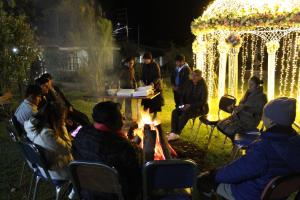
[217,76,268,139]
[197,97,300,200]
[24,102,73,180]
[170,54,191,108]
[72,101,143,200]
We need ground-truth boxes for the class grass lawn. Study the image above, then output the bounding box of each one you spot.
[0,84,248,199]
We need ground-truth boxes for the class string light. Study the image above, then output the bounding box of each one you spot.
[290,33,299,97]
[283,34,293,96]
[259,39,265,80]
[240,34,249,94]
[279,36,287,96]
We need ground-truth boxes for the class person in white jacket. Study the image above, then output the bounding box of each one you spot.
[24,102,73,180]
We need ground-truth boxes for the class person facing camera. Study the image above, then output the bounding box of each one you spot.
[197,97,300,200]
[217,76,267,140]
[72,101,143,200]
[24,102,73,180]
[167,69,208,141]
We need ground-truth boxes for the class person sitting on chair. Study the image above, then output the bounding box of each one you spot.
[24,102,73,180]
[72,101,143,200]
[14,84,43,126]
[170,54,191,108]
[167,69,208,141]
[217,76,267,140]
[197,97,300,200]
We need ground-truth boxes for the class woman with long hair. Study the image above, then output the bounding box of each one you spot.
[24,102,73,180]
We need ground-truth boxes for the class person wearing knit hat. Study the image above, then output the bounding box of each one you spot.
[72,101,143,200]
[198,97,300,200]
[262,97,296,128]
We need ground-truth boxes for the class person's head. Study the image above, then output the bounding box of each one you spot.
[125,57,135,68]
[34,102,67,133]
[92,101,123,131]
[25,84,43,106]
[191,69,202,85]
[41,73,53,88]
[175,54,185,67]
[262,97,296,129]
[35,77,50,94]
[248,76,263,92]
[143,52,153,64]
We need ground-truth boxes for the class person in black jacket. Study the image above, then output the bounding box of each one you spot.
[141,52,164,116]
[167,69,208,141]
[170,54,191,108]
[118,57,137,120]
[40,73,90,130]
[72,101,143,200]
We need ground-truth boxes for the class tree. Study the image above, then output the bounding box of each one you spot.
[0,2,39,93]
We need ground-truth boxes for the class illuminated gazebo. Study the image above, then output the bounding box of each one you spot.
[191,0,300,102]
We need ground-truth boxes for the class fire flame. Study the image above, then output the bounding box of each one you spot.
[134,110,165,160]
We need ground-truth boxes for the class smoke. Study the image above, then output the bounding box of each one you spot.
[44,0,115,93]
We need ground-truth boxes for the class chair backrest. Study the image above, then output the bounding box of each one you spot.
[7,118,20,142]
[143,159,198,199]
[11,115,25,136]
[219,95,236,113]
[17,141,52,179]
[261,173,300,200]
[68,161,124,200]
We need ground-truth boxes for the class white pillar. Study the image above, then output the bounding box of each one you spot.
[217,41,229,100]
[266,40,280,100]
[228,44,241,97]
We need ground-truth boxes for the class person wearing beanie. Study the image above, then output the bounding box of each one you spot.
[72,101,143,200]
[140,52,164,116]
[170,54,191,108]
[197,97,300,200]
[217,76,268,140]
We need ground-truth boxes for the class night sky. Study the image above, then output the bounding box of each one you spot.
[101,0,210,46]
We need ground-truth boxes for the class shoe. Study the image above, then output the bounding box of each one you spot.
[167,133,180,141]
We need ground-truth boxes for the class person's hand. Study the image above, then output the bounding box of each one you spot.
[227,104,234,112]
[234,104,244,113]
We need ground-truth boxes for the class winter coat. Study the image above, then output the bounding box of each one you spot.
[24,118,73,180]
[217,86,267,136]
[141,61,164,113]
[170,63,191,89]
[119,65,137,89]
[215,126,300,200]
[72,125,143,200]
[180,79,208,116]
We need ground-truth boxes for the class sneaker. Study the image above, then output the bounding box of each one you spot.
[167,133,180,141]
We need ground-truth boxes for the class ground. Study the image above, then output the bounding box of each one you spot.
[0,83,257,199]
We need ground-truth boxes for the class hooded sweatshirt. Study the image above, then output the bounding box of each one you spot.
[215,126,300,200]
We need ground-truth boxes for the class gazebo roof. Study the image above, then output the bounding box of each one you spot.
[192,0,300,35]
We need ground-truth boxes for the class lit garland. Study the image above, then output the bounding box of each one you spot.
[279,37,287,96]
[240,34,249,94]
[259,39,265,80]
[283,34,293,96]
[289,33,299,97]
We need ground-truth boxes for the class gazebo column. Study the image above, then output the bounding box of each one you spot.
[217,41,229,100]
[228,44,241,98]
[266,40,280,100]
[195,36,207,78]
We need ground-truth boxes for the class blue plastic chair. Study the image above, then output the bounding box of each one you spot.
[232,130,261,159]
[18,141,69,200]
[143,159,199,200]
[68,161,124,200]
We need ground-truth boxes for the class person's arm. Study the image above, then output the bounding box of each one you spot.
[215,143,268,184]
[190,80,208,110]
[180,66,191,88]
[42,128,72,154]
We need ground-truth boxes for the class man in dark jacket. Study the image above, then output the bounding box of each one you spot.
[198,97,300,200]
[72,101,143,200]
[40,73,90,130]
[170,54,191,108]
[167,69,208,141]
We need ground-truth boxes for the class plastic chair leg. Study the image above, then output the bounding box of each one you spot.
[32,176,41,200]
[194,121,202,142]
[206,126,216,148]
[55,186,62,200]
[27,172,35,200]
[18,161,26,187]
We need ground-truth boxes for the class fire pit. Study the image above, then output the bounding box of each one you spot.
[133,111,176,162]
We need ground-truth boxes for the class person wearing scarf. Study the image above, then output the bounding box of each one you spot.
[72,101,143,200]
